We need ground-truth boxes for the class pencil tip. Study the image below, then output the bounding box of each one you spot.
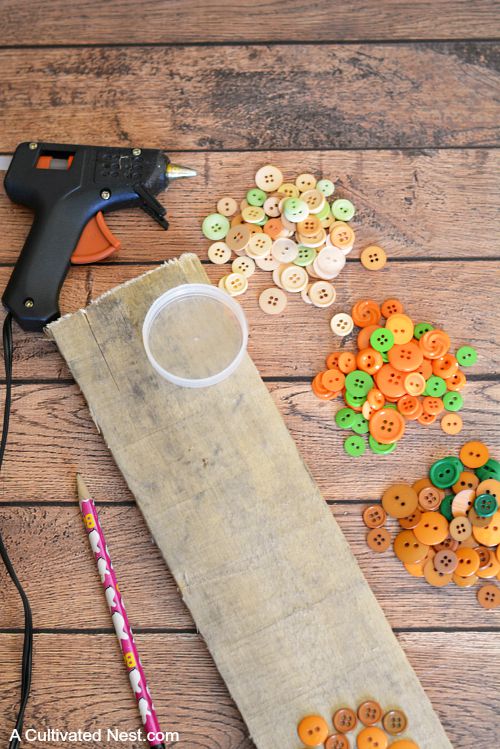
[76,473,90,501]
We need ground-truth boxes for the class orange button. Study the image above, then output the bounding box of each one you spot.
[413,512,449,546]
[357,348,383,375]
[325,735,350,749]
[363,505,387,529]
[423,558,452,587]
[326,352,342,370]
[357,324,379,350]
[322,369,346,392]
[387,342,423,372]
[455,547,480,577]
[418,486,442,511]
[357,701,382,726]
[367,388,385,410]
[351,299,381,328]
[414,358,433,381]
[459,441,489,469]
[418,411,437,426]
[390,741,419,749]
[400,508,422,529]
[476,478,500,501]
[472,511,500,547]
[338,352,357,374]
[375,365,407,399]
[385,313,414,344]
[397,394,420,420]
[432,354,458,379]
[394,530,429,563]
[476,550,500,578]
[356,726,388,749]
[445,370,466,391]
[297,715,329,746]
[418,329,451,359]
[367,527,391,553]
[370,407,405,444]
[441,413,463,435]
[477,583,500,609]
[422,396,444,416]
[381,298,404,318]
[382,484,419,518]
[263,217,285,239]
[403,372,426,396]
[382,709,407,736]
[452,471,479,494]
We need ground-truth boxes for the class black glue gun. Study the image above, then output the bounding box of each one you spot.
[2,141,196,331]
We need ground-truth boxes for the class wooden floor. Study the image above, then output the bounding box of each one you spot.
[0,3,499,747]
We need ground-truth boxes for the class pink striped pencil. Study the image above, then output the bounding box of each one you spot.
[77,474,166,749]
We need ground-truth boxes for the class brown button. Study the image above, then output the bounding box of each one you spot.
[333,707,358,733]
[399,509,422,529]
[367,527,391,553]
[357,700,382,726]
[434,549,458,574]
[433,537,459,552]
[382,709,407,736]
[363,505,387,529]
[418,486,442,511]
[325,734,350,749]
[424,559,453,587]
[394,530,429,563]
[297,715,329,746]
[477,583,500,609]
[449,515,472,542]
[382,484,418,519]
[475,546,493,569]
[468,507,491,528]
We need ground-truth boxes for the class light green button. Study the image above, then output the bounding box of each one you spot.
[345,370,374,397]
[369,434,397,454]
[414,322,434,340]
[424,375,447,397]
[294,245,316,266]
[345,390,366,408]
[344,434,366,457]
[316,201,332,221]
[335,407,357,429]
[443,391,463,411]
[247,188,267,207]
[202,213,230,240]
[352,413,369,435]
[456,345,477,367]
[331,198,355,221]
[370,328,394,353]
[283,197,309,222]
[317,179,335,197]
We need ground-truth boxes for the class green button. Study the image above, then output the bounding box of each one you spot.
[335,407,356,429]
[474,493,498,518]
[384,403,397,410]
[381,351,389,362]
[316,201,332,221]
[352,413,369,435]
[370,328,395,353]
[246,188,266,206]
[294,245,316,266]
[345,370,374,397]
[331,198,355,221]
[283,197,309,222]
[317,179,335,197]
[439,495,454,521]
[413,322,434,340]
[429,457,462,488]
[424,375,447,397]
[476,458,500,482]
[202,213,230,241]
[345,390,366,408]
[443,391,463,412]
[369,435,397,454]
[344,434,366,457]
[456,345,477,367]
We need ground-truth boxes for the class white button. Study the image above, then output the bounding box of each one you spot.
[271,238,298,263]
[255,250,281,271]
[308,281,336,308]
[280,265,308,293]
[246,232,272,258]
[330,312,354,337]
[208,242,231,265]
[259,287,287,315]
[255,165,283,192]
[232,256,255,278]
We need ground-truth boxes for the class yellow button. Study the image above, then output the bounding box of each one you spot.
[385,313,414,344]
[360,245,387,271]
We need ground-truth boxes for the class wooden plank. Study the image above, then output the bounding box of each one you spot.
[48,256,452,748]
[2,1,498,44]
[1,149,498,261]
[0,633,498,748]
[0,45,498,151]
[1,503,498,630]
[0,259,498,380]
[0,377,498,503]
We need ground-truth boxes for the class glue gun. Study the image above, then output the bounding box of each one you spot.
[1,141,196,331]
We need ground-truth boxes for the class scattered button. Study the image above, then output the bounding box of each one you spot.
[297,715,329,746]
[360,245,387,271]
[367,527,391,552]
[382,709,407,735]
[356,726,388,749]
[333,707,358,733]
[258,287,287,315]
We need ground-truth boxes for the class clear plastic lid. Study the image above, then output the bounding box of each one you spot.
[142,283,248,387]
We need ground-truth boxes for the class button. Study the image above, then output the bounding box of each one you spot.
[441,413,463,435]
[263,217,286,240]
[226,224,251,254]
[477,583,500,609]
[357,348,383,376]
[338,352,357,373]
[216,196,238,217]
[423,558,453,587]
[451,489,475,517]
[332,198,355,221]
[432,354,458,379]
[403,372,426,396]
[330,223,355,251]
[413,512,449,545]
[325,734,350,749]
[422,396,444,416]
[246,187,266,207]
[326,351,342,370]
[474,493,498,518]
[453,572,478,588]
[224,272,248,297]
[297,215,322,237]
[460,441,489,469]
[258,287,287,315]
[456,345,478,367]
[255,164,283,192]
[445,370,467,391]
[374,366,407,400]
[385,313,414,344]
[399,509,422,529]
[294,172,317,192]
[453,471,479,494]
[271,238,299,263]
[369,408,405,444]
[232,256,255,277]
[434,549,458,574]
[352,300,381,328]
[345,370,374,397]
[413,322,434,340]
[263,195,281,217]
[345,435,367,457]
[424,375,447,398]
[388,342,423,372]
[356,726,388,749]
[255,249,280,271]
[333,707,358,733]
[472,511,500,546]
[242,205,266,224]
[317,178,335,197]
[202,213,230,240]
[336,407,356,429]
[283,197,309,223]
[312,373,338,400]
[455,547,480,577]
[367,388,385,410]
[316,246,346,278]
[429,457,462,488]
[418,329,451,359]
[370,328,395,353]
[360,245,387,271]
[322,369,346,393]
[297,715,329,746]
[369,435,397,455]
[449,515,472,542]
[278,182,300,199]
[443,390,463,412]
[477,478,500,501]
[390,741,419,749]
[301,189,325,214]
[382,484,418,518]
[208,241,231,265]
[246,232,272,258]
[357,701,383,726]
[381,299,404,318]
[281,265,308,292]
[418,486,442,511]
[476,551,500,578]
[331,313,354,337]
[309,280,336,308]
[394,530,429,563]
[363,505,387,529]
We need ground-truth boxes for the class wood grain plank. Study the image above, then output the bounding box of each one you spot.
[1,503,498,631]
[1,149,498,261]
[0,633,498,748]
[0,44,498,150]
[0,378,497,503]
[2,1,499,44]
[0,259,497,380]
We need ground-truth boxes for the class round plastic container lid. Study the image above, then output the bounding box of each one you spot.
[143,283,248,387]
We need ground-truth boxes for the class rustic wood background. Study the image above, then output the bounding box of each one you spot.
[0,2,499,748]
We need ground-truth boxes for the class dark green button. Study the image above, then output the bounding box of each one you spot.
[369,435,397,454]
[352,413,369,435]
[439,495,454,521]
[345,390,366,408]
[413,322,434,340]
[474,493,498,518]
[443,391,463,412]
[335,407,356,430]
[424,375,447,397]
[476,458,500,482]
[429,457,462,488]
[344,434,366,456]
[370,328,394,353]
[456,345,478,367]
[345,369,374,397]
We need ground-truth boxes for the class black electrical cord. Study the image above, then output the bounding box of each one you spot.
[0,313,33,749]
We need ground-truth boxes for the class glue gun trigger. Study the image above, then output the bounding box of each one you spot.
[71,212,121,265]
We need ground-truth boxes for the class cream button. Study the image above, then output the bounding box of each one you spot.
[331,313,354,337]
[208,241,231,265]
[255,164,283,192]
[259,287,287,315]
[232,256,255,278]
[308,280,336,308]
[271,238,299,263]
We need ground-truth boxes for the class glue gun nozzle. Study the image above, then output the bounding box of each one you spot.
[166,163,197,179]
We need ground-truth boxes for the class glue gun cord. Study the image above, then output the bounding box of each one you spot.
[0,313,33,749]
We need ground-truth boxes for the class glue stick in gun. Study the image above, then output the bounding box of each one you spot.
[77,474,166,749]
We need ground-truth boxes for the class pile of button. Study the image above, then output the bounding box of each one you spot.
[297,699,418,748]
[363,441,500,609]
[202,164,386,315]
[311,298,478,455]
